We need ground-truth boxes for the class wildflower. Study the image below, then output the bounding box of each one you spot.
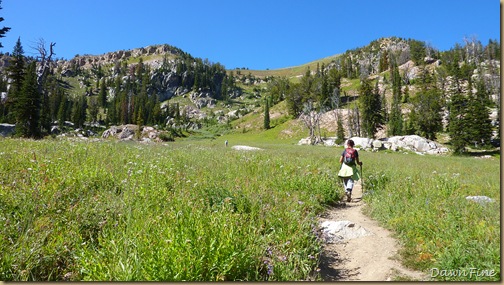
[267,264,273,276]
[266,247,273,256]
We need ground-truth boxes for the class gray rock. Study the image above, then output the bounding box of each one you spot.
[466,196,495,205]
[320,220,372,244]
[372,140,383,149]
[0,123,15,137]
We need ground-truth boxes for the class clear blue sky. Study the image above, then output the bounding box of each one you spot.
[1,0,500,70]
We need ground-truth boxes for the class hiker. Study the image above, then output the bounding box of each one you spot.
[338,139,363,202]
[225,140,228,147]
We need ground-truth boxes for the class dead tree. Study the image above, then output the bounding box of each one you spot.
[32,39,56,132]
[33,38,56,90]
[300,100,323,145]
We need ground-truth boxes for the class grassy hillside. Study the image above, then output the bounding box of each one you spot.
[228,54,340,79]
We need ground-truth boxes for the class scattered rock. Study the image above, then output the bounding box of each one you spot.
[231,145,263,151]
[466,196,495,205]
[320,220,372,244]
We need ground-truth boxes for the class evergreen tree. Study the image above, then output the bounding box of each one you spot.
[57,89,69,129]
[409,39,426,65]
[359,79,383,138]
[6,37,25,122]
[411,67,443,140]
[16,62,42,138]
[336,117,345,145]
[448,89,468,153]
[387,62,403,136]
[285,83,302,117]
[263,96,270,130]
[466,79,493,147]
[378,50,389,73]
[0,0,10,48]
[98,78,107,108]
[71,96,87,128]
[412,88,443,140]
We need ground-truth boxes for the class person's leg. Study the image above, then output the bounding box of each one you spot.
[344,178,354,201]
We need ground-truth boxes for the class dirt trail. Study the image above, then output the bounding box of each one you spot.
[318,183,430,281]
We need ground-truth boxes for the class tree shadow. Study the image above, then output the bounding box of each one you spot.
[318,249,360,281]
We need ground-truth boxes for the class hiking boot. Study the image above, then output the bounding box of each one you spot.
[345,191,352,202]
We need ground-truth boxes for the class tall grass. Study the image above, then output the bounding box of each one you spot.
[361,151,500,281]
[0,138,499,281]
[0,138,340,281]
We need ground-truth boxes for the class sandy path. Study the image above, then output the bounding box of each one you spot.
[318,183,430,281]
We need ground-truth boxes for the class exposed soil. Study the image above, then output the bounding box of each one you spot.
[318,182,431,281]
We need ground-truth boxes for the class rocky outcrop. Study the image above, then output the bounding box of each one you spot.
[60,44,183,71]
[299,135,449,155]
[102,124,163,141]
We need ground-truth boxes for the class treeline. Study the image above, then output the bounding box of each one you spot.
[0,38,237,138]
[264,37,500,153]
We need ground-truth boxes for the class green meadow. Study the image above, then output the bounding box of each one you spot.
[0,137,500,281]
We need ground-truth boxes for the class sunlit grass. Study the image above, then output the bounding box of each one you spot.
[0,137,499,281]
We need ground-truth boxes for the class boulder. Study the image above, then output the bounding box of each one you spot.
[349,137,373,149]
[298,135,449,155]
[466,196,495,205]
[320,220,372,244]
[372,140,383,150]
[0,123,15,137]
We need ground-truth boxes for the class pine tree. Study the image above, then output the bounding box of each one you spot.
[98,78,107,108]
[411,68,443,140]
[336,117,345,145]
[263,96,270,130]
[413,88,443,140]
[6,38,25,123]
[71,96,87,128]
[448,89,468,153]
[0,0,10,48]
[387,62,403,136]
[16,62,42,138]
[466,79,493,147]
[359,79,383,138]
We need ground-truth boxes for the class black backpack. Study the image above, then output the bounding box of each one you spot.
[343,148,356,166]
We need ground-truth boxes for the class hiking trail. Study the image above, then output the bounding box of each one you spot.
[317,182,430,281]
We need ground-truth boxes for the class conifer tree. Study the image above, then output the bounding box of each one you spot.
[6,38,25,123]
[359,79,383,138]
[98,78,107,108]
[466,78,493,147]
[16,62,42,138]
[387,62,403,136]
[448,89,468,153]
[411,67,443,140]
[263,97,270,130]
[336,117,345,145]
[0,0,10,48]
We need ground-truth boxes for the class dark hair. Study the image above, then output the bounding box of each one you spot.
[347,139,355,147]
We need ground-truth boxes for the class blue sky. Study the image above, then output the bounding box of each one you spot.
[1,0,500,70]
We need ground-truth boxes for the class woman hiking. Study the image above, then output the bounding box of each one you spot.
[338,139,363,202]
